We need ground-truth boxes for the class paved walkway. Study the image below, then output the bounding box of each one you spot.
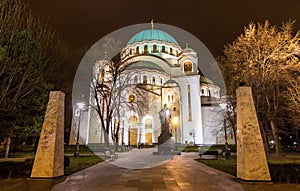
[51,150,300,191]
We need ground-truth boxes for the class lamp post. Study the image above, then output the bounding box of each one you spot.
[220,102,229,158]
[74,102,85,158]
[121,120,124,151]
[173,116,179,142]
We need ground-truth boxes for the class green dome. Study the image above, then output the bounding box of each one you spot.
[126,61,165,72]
[164,79,178,87]
[200,76,214,84]
[127,29,178,45]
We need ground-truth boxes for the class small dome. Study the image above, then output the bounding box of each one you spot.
[200,76,214,84]
[127,29,178,45]
[164,79,178,87]
[126,61,165,72]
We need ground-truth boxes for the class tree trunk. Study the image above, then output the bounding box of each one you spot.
[232,125,237,145]
[115,141,118,151]
[259,122,270,156]
[4,136,11,158]
[296,129,299,152]
[270,120,281,156]
[104,133,109,147]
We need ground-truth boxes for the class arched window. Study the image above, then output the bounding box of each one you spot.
[129,115,138,124]
[168,95,171,102]
[162,45,166,53]
[144,45,148,54]
[145,119,152,129]
[152,76,156,84]
[184,61,193,72]
[170,47,173,55]
[153,44,157,52]
[129,49,132,55]
[201,89,204,95]
[143,76,147,84]
[99,69,105,83]
[134,76,138,84]
[208,90,211,96]
[171,95,174,102]
[136,46,139,54]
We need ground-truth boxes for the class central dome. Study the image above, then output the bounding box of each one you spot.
[127,29,179,45]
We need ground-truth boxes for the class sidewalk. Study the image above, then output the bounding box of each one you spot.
[51,151,300,191]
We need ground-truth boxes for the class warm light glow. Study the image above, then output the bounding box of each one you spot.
[173,116,179,125]
[128,94,136,103]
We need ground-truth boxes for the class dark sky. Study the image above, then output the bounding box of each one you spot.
[28,0,300,57]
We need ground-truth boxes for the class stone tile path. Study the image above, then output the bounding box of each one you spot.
[51,151,300,191]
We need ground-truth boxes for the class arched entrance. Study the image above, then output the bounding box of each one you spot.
[145,118,152,145]
[128,115,138,146]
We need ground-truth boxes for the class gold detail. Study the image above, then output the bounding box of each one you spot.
[151,19,154,30]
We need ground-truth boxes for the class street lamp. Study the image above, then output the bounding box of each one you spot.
[74,102,85,158]
[172,116,179,142]
[220,102,230,159]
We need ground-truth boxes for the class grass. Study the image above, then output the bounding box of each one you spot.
[0,145,104,178]
[266,153,300,165]
[64,155,104,175]
[196,157,237,176]
[196,153,300,178]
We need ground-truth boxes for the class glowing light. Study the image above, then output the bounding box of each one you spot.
[173,116,179,125]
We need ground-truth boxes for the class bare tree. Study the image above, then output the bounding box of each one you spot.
[284,67,300,151]
[219,20,300,156]
[91,48,148,149]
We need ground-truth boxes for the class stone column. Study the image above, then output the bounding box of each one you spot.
[236,87,270,181]
[31,91,65,178]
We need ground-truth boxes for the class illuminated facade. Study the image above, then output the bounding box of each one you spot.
[70,28,224,146]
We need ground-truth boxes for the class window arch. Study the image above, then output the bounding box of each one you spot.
[208,90,211,96]
[144,45,148,54]
[129,49,132,55]
[135,46,139,54]
[167,94,175,103]
[170,47,173,55]
[134,76,138,84]
[201,89,204,95]
[145,119,152,129]
[162,45,166,53]
[152,76,156,84]
[143,75,147,84]
[153,44,157,52]
[129,115,138,124]
[184,61,193,72]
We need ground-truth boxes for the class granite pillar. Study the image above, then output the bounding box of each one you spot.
[31,91,65,178]
[236,87,270,181]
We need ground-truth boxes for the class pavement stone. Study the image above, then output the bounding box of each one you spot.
[51,150,300,191]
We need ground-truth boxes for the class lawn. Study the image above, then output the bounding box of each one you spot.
[196,157,237,176]
[196,153,300,183]
[64,155,104,175]
[0,145,104,178]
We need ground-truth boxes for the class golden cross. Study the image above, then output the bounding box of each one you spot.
[151,19,154,30]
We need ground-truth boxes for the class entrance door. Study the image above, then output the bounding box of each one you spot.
[145,118,152,145]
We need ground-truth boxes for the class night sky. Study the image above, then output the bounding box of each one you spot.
[28,0,300,57]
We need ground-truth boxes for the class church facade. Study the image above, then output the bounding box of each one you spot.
[70,27,225,146]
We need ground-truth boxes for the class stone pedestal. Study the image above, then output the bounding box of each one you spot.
[236,87,271,181]
[158,131,172,146]
[154,135,180,155]
[31,91,65,178]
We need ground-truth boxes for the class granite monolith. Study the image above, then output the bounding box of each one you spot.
[236,87,270,181]
[31,91,65,178]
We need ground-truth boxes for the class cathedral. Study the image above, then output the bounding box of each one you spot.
[70,25,226,147]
